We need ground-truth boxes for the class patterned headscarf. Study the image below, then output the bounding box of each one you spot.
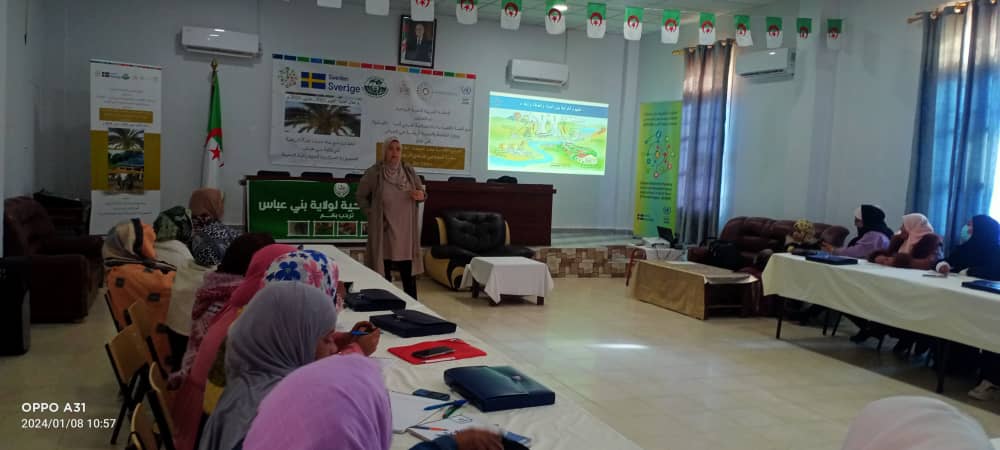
[264,248,340,310]
[153,206,193,243]
[900,213,935,254]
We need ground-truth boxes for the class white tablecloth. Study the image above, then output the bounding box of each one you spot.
[762,253,1000,353]
[628,244,686,261]
[310,246,638,450]
[458,257,554,305]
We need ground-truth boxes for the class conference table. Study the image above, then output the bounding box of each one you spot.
[310,245,641,450]
[763,253,1000,392]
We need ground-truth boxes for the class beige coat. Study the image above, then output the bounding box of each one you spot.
[356,161,425,276]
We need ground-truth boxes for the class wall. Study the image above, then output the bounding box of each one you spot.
[4,0,42,198]
[0,0,7,254]
[37,0,635,229]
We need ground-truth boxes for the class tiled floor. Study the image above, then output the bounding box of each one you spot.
[4,277,1000,450]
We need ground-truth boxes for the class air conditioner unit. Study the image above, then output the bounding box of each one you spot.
[735,48,795,80]
[181,26,260,58]
[507,59,569,87]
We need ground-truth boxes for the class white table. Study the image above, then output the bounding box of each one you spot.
[459,256,554,306]
[310,246,638,450]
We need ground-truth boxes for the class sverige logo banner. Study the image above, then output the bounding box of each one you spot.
[300,71,362,95]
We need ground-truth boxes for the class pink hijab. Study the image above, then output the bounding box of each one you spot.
[172,244,295,450]
[900,213,935,254]
[842,396,991,450]
[243,354,392,450]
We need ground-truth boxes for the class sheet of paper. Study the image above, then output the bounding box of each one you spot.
[389,391,443,433]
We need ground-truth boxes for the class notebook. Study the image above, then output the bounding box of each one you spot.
[805,254,858,265]
[962,279,1000,295]
[408,415,533,448]
[388,338,487,365]
[388,391,444,434]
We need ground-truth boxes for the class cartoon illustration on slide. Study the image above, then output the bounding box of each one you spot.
[643,128,673,179]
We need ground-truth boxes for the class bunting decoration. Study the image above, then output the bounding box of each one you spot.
[624,6,643,41]
[500,0,521,30]
[766,16,783,48]
[797,17,812,40]
[411,0,434,21]
[827,18,843,50]
[365,0,389,15]
[456,0,477,24]
[661,9,680,44]
[545,0,566,35]
[587,3,606,39]
[698,12,716,45]
[734,14,752,47]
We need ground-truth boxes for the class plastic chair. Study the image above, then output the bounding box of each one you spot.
[448,176,476,182]
[105,324,150,444]
[105,292,122,333]
[301,171,333,179]
[147,362,177,450]
[129,401,159,450]
[256,170,290,177]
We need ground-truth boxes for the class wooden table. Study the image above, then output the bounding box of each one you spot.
[629,260,758,320]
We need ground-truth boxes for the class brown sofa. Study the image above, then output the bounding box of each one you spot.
[3,196,104,322]
[688,217,850,269]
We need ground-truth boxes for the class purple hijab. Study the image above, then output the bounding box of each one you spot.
[243,354,391,450]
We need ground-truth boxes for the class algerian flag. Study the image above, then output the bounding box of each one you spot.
[456,0,477,24]
[827,18,843,50]
[545,0,566,35]
[366,0,388,15]
[317,0,341,7]
[766,16,783,49]
[412,0,434,22]
[797,17,812,40]
[734,14,753,47]
[623,6,643,41]
[699,12,716,45]
[586,3,606,39]
[661,9,680,44]
[500,0,521,30]
[202,66,223,189]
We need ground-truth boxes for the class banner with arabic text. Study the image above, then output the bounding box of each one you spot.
[247,179,366,242]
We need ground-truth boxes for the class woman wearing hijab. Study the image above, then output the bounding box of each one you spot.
[190,188,241,267]
[244,354,502,450]
[937,215,1000,278]
[824,205,893,258]
[169,233,275,389]
[841,396,991,450]
[869,213,943,270]
[198,282,342,450]
[357,136,427,299]
[154,207,214,360]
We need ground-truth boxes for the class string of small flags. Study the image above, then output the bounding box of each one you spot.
[316,0,845,50]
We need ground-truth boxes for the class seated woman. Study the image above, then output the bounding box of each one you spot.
[244,354,503,450]
[197,282,348,450]
[842,396,991,450]
[869,213,943,270]
[937,215,1000,278]
[785,219,822,253]
[190,188,241,267]
[153,206,214,363]
[169,232,275,388]
[823,205,893,258]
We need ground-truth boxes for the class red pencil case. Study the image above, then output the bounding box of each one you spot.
[388,338,487,365]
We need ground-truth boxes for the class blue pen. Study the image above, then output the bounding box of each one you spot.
[350,330,369,336]
[423,399,466,411]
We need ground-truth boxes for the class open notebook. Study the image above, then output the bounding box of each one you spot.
[388,391,445,433]
[409,415,533,447]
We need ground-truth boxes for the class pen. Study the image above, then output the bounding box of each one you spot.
[411,425,449,431]
[350,330,369,336]
[423,400,466,411]
[443,404,461,419]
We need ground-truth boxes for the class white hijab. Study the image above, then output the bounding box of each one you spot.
[841,396,992,450]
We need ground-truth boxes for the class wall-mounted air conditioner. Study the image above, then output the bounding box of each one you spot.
[507,59,569,87]
[735,48,795,80]
[181,26,260,59]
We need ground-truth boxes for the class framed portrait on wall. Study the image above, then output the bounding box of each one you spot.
[399,15,436,69]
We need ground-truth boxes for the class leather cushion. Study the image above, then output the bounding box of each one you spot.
[443,211,506,253]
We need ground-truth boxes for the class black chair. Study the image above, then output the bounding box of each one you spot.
[424,211,535,290]
[448,176,476,182]
[345,173,363,181]
[301,171,333,179]
[256,170,290,177]
[488,176,518,184]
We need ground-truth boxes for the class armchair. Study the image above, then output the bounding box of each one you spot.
[424,211,535,290]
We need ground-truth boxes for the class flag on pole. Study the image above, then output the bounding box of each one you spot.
[797,17,812,40]
[545,0,565,35]
[827,18,843,50]
[766,16,783,48]
[586,3,606,39]
[661,9,680,44]
[365,0,388,15]
[699,12,716,45]
[317,0,342,7]
[202,62,223,189]
[624,6,643,41]
[456,0,477,24]
[734,14,753,47]
[412,0,434,22]
[500,0,521,30]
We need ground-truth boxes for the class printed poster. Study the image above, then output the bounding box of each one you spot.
[270,54,475,173]
[633,101,682,237]
[89,59,162,235]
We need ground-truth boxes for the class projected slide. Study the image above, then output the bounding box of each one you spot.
[488,92,608,176]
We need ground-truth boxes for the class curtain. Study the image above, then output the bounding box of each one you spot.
[909,0,1000,248]
[677,41,733,245]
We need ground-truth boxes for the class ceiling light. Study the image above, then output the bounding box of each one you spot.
[214,28,225,32]
[553,4,568,11]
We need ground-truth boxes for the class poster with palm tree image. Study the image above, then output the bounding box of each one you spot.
[106,127,145,193]
[284,100,362,136]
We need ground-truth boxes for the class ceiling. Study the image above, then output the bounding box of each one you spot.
[336,0,781,33]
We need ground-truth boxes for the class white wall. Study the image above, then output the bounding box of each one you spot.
[4,0,41,198]
[37,0,636,229]
[0,0,7,254]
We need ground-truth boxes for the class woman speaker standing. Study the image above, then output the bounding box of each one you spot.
[357,137,426,299]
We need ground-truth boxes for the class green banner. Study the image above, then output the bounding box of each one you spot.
[247,179,367,241]
[633,101,682,237]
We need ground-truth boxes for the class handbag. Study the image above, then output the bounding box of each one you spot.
[370,310,457,338]
[345,289,407,312]
[443,366,555,412]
